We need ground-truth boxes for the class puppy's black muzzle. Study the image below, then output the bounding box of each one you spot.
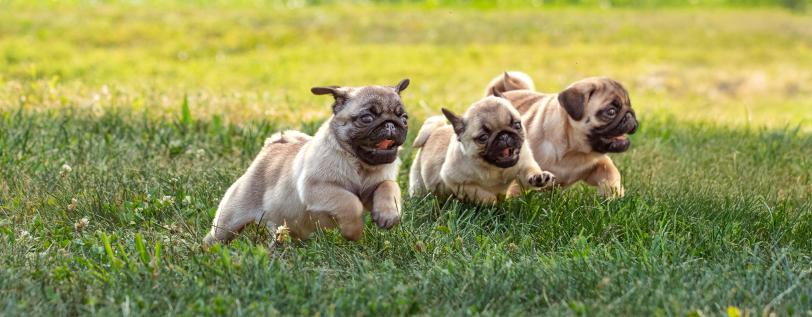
[622,112,639,135]
[354,120,407,165]
[483,131,522,168]
[380,122,398,138]
[369,121,406,145]
[591,111,638,153]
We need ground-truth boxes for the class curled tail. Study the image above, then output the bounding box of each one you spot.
[264,130,312,147]
[412,116,447,148]
[484,71,536,96]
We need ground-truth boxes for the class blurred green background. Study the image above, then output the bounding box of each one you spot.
[1,0,810,127]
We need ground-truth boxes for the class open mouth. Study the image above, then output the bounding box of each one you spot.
[596,134,631,153]
[356,138,402,165]
[601,135,628,143]
[486,146,520,168]
[360,138,398,154]
[500,147,517,159]
[375,139,396,151]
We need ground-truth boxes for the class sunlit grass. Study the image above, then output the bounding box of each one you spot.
[1,2,811,316]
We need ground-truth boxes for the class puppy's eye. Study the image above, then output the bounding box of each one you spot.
[476,134,489,144]
[606,108,617,117]
[512,121,522,129]
[401,113,408,123]
[359,114,375,124]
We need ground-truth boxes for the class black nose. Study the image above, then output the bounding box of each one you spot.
[497,132,517,147]
[382,122,397,136]
[626,113,638,134]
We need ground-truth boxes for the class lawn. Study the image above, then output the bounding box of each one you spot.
[1,2,811,316]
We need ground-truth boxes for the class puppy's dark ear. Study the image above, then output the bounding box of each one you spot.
[491,86,506,99]
[311,86,349,113]
[441,108,465,136]
[557,82,595,121]
[394,79,410,94]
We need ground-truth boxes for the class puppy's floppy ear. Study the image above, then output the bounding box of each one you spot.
[311,86,350,113]
[558,82,595,121]
[491,86,506,99]
[441,108,465,136]
[394,79,410,94]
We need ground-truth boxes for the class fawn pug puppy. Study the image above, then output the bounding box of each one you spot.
[408,92,555,204]
[484,72,639,198]
[203,79,410,246]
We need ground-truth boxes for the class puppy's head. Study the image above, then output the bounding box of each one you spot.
[442,92,525,168]
[312,79,410,165]
[557,77,639,153]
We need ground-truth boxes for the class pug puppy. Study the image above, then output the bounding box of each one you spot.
[484,72,639,198]
[203,79,410,246]
[408,92,555,204]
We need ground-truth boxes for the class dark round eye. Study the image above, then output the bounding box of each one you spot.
[606,108,617,117]
[359,114,375,124]
[512,121,522,129]
[476,134,489,144]
[401,113,408,123]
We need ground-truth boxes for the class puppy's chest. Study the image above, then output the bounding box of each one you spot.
[534,149,595,186]
[345,162,400,197]
[469,167,518,189]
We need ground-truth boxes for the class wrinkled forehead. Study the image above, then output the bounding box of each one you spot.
[589,79,631,107]
[466,99,519,130]
[346,86,403,113]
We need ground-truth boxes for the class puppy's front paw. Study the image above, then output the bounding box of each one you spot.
[599,183,625,199]
[529,171,556,188]
[371,208,401,230]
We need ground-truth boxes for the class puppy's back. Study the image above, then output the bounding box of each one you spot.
[233,133,310,209]
[503,90,548,115]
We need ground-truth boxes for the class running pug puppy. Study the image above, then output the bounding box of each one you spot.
[485,72,638,198]
[408,92,555,204]
[203,79,410,246]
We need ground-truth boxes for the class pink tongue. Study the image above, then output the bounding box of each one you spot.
[376,139,395,150]
[501,148,510,158]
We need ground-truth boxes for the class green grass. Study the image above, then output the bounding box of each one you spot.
[2,2,812,316]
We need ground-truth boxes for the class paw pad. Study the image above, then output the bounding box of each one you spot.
[529,172,556,188]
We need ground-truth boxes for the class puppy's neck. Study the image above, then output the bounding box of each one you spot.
[550,100,592,155]
[316,117,359,162]
[448,137,488,169]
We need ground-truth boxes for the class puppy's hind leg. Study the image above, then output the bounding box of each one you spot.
[408,153,426,197]
[203,182,261,247]
[203,207,258,247]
